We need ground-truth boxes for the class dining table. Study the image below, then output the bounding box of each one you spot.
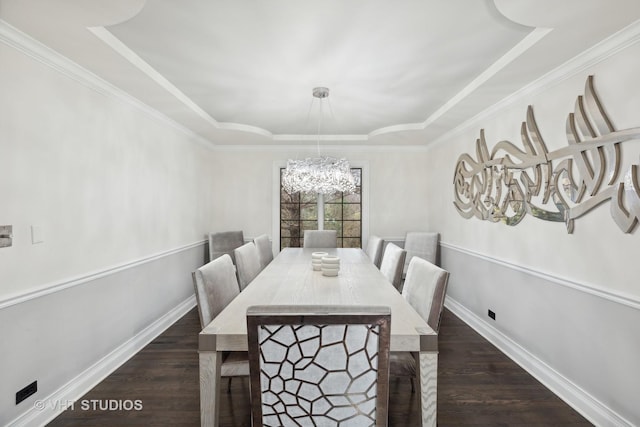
[198,247,438,426]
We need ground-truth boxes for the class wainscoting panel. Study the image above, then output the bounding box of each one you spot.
[441,244,640,427]
[1,242,206,426]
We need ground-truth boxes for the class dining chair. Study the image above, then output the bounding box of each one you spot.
[246,305,391,427]
[365,235,385,268]
[303,229,338,248]
[402,231,439,278]
[253,234,273,270]
[192,254,249,391]
[208,230,245,264]
[234,242,262,290]
[389,257,449,392]
[379,242,406,291]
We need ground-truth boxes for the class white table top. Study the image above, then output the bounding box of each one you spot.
[199,247,437,353]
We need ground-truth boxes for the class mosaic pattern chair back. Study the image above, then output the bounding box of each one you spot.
[247,305,391,427]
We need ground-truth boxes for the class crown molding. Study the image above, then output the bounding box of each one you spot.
[0,20,215,151]
[6,16,639,150]
[430,18,640,147]
[210,143,429,152]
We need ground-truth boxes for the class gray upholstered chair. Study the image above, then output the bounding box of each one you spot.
[253,234,273,270]
[389,257,449,391]
[365,235,385,268]
[246,305,391,426]
[208,230,244,263]
[303,230,338,248]
[402,231,439,278]
[379,242,406,291]
[192,254,249,391]
[234,242,262,290]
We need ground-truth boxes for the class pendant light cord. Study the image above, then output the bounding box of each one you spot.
[317,97,323,156]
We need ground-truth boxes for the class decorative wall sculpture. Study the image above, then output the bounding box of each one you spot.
[453,75,640,233]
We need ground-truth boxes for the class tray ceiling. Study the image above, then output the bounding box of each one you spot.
[1,0,639,146]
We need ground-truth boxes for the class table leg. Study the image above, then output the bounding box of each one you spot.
[416,351,437,427]
[200,350,222,427]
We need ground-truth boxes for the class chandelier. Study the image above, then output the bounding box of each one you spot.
[282,87,356,195]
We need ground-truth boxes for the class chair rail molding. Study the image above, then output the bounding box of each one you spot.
[0,240,206,310]
[440,241,640,311]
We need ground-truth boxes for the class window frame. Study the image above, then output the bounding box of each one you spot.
[272,160,369,256]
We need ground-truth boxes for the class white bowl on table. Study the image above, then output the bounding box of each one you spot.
[321,256,340,276]
[322,267,339,277]
[312,252,329,270]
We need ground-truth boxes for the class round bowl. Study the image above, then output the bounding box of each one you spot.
[322,269,339,277]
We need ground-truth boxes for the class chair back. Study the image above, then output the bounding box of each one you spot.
[247,305,391,427]
[234,242,262,290]
[209,230,244,263]
[253,234,273,270]
[303,230,337,248]
[192,254,240,329]
[379,243,406,290]
[365,235,385,268]
[403,231,439,276]
[402,257,450,333]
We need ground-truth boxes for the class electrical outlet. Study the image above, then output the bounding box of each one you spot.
[16,381,37,404]
[488,309,496,320]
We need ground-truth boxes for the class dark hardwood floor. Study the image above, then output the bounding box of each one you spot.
[48,308,592,426]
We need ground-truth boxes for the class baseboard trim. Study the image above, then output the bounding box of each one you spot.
[444,296,634,427]
[7,295,196,427]
[0,240,205,310]
[440,242,640,311]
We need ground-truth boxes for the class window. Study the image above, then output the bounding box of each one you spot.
[280,168,362,249]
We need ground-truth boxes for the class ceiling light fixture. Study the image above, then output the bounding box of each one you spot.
[282,87,356,195]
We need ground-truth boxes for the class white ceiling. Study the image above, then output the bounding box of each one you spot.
[2,0,640,146]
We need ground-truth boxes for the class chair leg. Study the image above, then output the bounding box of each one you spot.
[410,377,415,393]
[227,377,232,393]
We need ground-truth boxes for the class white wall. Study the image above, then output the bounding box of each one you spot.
[426,34,640,425]
[0,30,217,424]
[208,147,430,243]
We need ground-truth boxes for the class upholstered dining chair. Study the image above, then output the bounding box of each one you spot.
[208,230,244,264]
[253,234,273,270]
[303,230,338,248]
[246,305,391,427]
[379,243,407,291]
[402,231,439,278]
[192,254,249,391]
[234,242,262,290]
[389,257,449,392]
[365,235,385,268]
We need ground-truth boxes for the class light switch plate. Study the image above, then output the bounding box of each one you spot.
[31,225,44,244]
[0,225,13,248]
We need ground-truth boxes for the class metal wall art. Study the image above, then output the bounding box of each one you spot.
[453,75,640,233]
